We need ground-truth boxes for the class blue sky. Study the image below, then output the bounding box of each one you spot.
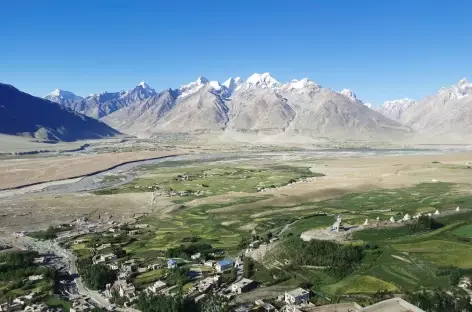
[0,0,470,106]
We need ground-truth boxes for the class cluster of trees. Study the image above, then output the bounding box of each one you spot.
[79,261,117,290]
[286,237,364,278]
[238,232,275,249]
[166,243,215,260]
[167,267,190,286]
[409,216,443,232]
[135,292,229,312]
[86,233,135,248]
[220,268,237,284]
[435,266,468,286]
[29,226,58,240]
[405,290,472,312]
[0,251,38,272]
[0,251,56,302]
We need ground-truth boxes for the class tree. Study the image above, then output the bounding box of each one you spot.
[243,257,254,278]
[265,232,273,242]
[200,295,229,312]
[83,264,117,290]
[238,236,251,249]
[135,292,198,312]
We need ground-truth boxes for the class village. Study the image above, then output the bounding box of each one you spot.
[1,207,451,312]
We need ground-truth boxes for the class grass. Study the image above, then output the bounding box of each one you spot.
[93,163,324,198]
[322,275,398,294]
[133,269,166,287]
[44,296,71,311]
[454,224,472,238]
[77,158,472,298]
[393,240,472,268]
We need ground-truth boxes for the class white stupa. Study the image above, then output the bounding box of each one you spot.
[363,219,369,226]
[427,213,432,217]
[403,213,411,221]
[376,216,380,221]
[434,209,440,215]
[389,216,395,223]
[456,207,460,212]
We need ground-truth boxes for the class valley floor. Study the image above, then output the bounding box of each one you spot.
[1,144,472,310]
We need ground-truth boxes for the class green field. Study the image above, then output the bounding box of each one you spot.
[70,157,472,300]
[453,224,472,238]
[93,163,323,198]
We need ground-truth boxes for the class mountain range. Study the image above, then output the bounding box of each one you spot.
[45,82,157,119]
[0,83,119,141]
[377,78,472,142]
[93,73,410,141]
[1,74,470,143]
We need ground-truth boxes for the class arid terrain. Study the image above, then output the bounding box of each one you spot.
[0,150,185,190]
[1,145,471,234]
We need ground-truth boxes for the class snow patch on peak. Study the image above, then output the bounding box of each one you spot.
[196,76,209,85]
[438,78,472,99]
[45,89,81,102]
[138,81,151,89]
[364,103,373,109]
[50,88,62,97]
[288,78,318,89]
[459,78,469,86]
[222,77,243,95]
[246,72,280,88]
[339,89,357,101]
[208,80,222,91]
[378,98,416,121]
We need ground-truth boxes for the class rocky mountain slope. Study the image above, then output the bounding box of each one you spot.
[103,73,411,140]
[45,82,156,118]
[377,99,416,121]
[0,83,119,141]
[378,79,472,141]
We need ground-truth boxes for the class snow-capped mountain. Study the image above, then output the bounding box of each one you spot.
[103,73,410,140]
[339,89,358,102]
[45,89,83,104]
[45,82,157,118]
[377,98,417,121]
[222,77,243,97]
[246,72,281,89]
[399,78,472,140]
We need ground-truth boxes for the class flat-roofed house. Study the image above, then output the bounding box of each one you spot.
[285,288,309,305]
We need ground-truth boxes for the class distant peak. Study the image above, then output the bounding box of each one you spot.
[223,77,243,89]
[459,78,469,86]
[138,81,150,89]
[246,72,280,88]
[288,78,318,89]
[196,76,209,85]
[51,88,62,96]
[46,88,80,100]
[339,89,357,101]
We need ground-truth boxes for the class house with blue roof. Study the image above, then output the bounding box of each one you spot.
[167,259,177,269]
[215,259,233,272]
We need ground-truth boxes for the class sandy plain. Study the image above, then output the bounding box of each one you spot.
[0,150,185,190]
[0,150,471,234]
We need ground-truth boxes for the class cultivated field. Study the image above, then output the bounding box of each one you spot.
[2,149,472,300]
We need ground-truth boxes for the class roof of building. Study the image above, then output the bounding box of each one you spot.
[153,280,167,287]
[168,259,177,264]
[286,287,309,297]
[232,278,254,288]
[362,298,425,312]
[217,259,233,266]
